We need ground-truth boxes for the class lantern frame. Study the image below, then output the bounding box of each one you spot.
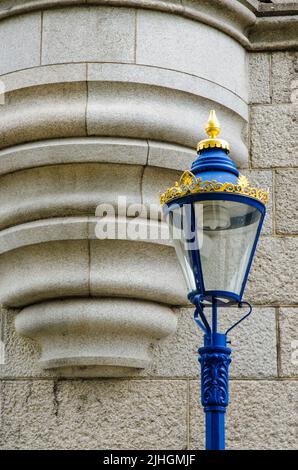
[163,191,266,305]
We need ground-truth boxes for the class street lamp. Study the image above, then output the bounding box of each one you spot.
[160,111,269,450]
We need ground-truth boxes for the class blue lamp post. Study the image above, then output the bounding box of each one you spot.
[160,111,269,450]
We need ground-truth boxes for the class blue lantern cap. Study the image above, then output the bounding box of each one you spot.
[160,111,269,305]
[191,109,239,185]
[191,147,239,186]
[160,110,269,206]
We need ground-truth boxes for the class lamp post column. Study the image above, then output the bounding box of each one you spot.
[160,111,268,451]
[198,299,231,450]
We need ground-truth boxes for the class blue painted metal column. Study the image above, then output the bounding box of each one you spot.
[198,299,231,450]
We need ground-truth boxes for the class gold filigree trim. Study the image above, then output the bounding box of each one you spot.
[160,171,269,205]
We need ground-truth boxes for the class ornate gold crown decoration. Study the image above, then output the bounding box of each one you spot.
[160,171,269,205]
[197,110,230,152]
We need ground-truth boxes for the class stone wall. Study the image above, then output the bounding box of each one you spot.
[0,1,297,450]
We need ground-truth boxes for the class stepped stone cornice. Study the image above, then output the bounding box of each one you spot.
[0,1,297,50]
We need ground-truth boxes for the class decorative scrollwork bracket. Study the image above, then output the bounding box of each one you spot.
[199,342,231,410]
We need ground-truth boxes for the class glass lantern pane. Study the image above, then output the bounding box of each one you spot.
[167,204,200,293]
[166,198,263,299]
[195,200,262,296]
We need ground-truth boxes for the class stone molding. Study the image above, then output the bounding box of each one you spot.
[0,80,248,163]
[0,235,186,376]
[0,162,144,230]
[0,238,187,308]
[249,16,298,51]
[0,217,172,255]
[0,157,188,376]
[0,1,296,50]
[0,137,196,175]
[0,0,253,376]
[15,298,178,377]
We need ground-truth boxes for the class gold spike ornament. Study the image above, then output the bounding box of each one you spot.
[197,110,230,152]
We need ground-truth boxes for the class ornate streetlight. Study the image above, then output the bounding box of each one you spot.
[160,111,269,450]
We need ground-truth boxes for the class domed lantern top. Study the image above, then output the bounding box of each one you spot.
[161,111,269,305]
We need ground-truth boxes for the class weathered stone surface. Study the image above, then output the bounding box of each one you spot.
[248,53,271,104]
[42,7,135,65]
[249,16,298,51]
[182,0,255,37]
[7,302,275,380]
[0,218,89,256]
[0,83,87,150]
[15,298,177,377]
[0,240,89,308]
[275,169,298,234]
[90,240,187,305]
[54,379,187,449]
[147,306,277,379]
[86,80,249,165]
[0,311,4,368]
[148,140,196,171]
[136,10,248,100]
[272,52,298,104]
[251,104,298,168]
[0,163,143,230]
[246,169,273,234]
[87,62,248,121]
[0,13,41,76]
[246,236,298,305]
[0,379,188,449]
[189,380,298,449]
[279,307,298,378]
[142,166,182,210]
[0,380,57,449]
[0,297,178,379]
[0,0,295,453]
[0,63,87,94]
[0,138,148,176]
[0,306,50,379]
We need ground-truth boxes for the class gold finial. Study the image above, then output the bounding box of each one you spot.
[205,110,220,139]
[197,110,230,153]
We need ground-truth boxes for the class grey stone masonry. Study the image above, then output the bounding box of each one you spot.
[0,1,297,451]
